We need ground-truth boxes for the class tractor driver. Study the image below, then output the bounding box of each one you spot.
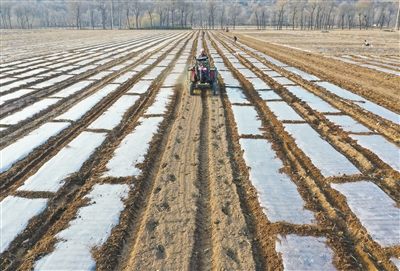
[197,48,209,81]
[197,48,208,62]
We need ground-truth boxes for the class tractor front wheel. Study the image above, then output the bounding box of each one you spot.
[212,82,217,96]
[189,82,194,95]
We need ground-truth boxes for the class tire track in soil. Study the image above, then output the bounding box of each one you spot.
[121,82,203,271]
[117,32,257,271]
[189,89,213,271]
[204,91,257,270]
[210,31,398,270]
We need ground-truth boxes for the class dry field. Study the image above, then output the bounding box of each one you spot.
[0,29,399,271]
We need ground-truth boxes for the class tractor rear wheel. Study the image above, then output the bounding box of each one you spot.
[212,82,217,96]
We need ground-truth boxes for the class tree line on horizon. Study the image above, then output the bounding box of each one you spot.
[1,0,399,31]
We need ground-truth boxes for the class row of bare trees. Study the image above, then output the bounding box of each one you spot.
[1,0,399,30]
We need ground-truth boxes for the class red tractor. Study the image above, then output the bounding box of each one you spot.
[187,57,218,95]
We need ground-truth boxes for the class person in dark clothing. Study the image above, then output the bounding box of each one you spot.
[197,48,208,62]
[197,48,209,82]
[233,36,237,43]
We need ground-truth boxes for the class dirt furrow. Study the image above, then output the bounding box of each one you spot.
[189,89,213,271]
[121,84,202,270]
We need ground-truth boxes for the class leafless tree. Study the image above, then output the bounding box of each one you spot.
[289,1,299,30]
[346,2,356,29]
[218,3,227,30]
[309,1,317,30]
[14,3,36,29]
[325,0,336,29]
[123,1,131,29]
[356,1,369,30]
[132,0,144,28]
[386,4,395,28]
[276,0,286,30]
[146,3,155,29]
[207,0,217,29]
[299,1,307,30]
[156,3,165,28]
[229,3,241,30]
[109,0,115,29]
[97,2,108,29]
[1,2,13,29]
[68,0,83,29]
[88,2,96,29]
[338,2,347,30]
[315,3,325,30]
[251,3,261,30]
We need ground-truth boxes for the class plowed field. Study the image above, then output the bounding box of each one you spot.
[1,29,399,271]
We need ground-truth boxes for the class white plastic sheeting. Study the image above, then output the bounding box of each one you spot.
[113,71,137,84]
[102,117,163,178]
[257,90,281,101]
[0,89,35,105]
[145,88,174,115]
[240,138,315,224]
[353,100,400,125]
[272,76,297,86]
[350,135,400,172]
[1,98,60,125]
[284,67,320,81]
[88,71,112,80]
[51,80,93,98]
[247,77,271,90]
[266,101,304,121]
[18,132,106,192]
[283,123,360,177]
[55,84,119,121]
[276,234,336,270]
[142,67,165,80]
[127,80,151,94]
[89,95,139,130]
[316,81,399,124]
[391,257,400,269]
[325,115,371,133]
[0,122,70,173]
[34,184,130,271]
[31,75,73,89]
[225,88,250,104]
[331,181,400,247]
[219,71,241,87]
[1,77,39,92]
[286,86,340,113]
[231,105,263,135]
[69,65,97,75]
[0,196,48,253]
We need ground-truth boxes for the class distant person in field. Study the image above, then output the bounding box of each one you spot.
[197,48,209,81]
[202,30,205,37]
[364,39,370,46]
[233,36,237,43]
